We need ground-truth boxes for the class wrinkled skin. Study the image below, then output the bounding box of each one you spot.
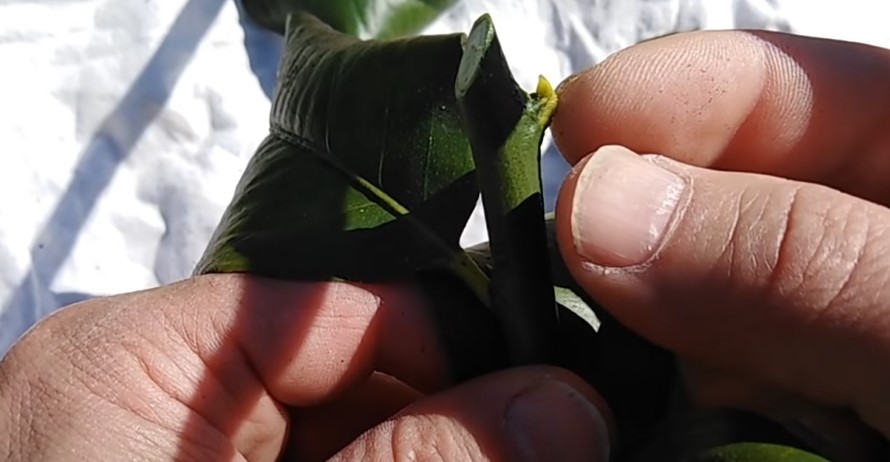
[554,29,890,460]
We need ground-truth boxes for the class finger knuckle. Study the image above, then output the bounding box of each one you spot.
[763,184,877,318]
[710,182,798,299]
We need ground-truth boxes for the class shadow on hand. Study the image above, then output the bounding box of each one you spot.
[167,273,540,461]
[168,276,341,460]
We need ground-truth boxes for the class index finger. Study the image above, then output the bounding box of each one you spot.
[552,30,890,203]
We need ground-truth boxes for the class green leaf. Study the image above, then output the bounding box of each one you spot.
[194,12,487,292]
[241,0,459,38]
[685,443,829,462]
[554,286,601,332]
[628,409,831,462]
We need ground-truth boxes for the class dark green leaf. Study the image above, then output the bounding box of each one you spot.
[241,0,459,38]
[685,443,829,462]
[628,409,829,462]
[195,12,486,291]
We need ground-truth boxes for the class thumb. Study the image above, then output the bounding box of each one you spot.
[555,145,890,437]
[330,367,611,462]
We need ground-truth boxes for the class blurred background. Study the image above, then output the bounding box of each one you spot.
[1,0,888,355]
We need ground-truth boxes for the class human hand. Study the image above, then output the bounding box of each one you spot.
[552,29,890,458]
[6,28,889,462]
[0,275,610,461]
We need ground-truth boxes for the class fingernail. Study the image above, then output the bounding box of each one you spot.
[506,379,611,462]
[572,145,686,267]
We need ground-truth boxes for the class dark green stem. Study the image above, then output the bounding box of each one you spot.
[455,14,559,365]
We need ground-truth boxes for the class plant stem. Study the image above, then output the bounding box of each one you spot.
[455,14,559,365]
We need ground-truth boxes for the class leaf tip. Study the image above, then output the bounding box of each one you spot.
[535,75,555,100]
[534,75,559,127]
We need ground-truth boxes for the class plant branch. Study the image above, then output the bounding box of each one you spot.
[455,14,559,365]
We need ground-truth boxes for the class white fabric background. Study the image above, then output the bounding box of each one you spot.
[1,0,888,356]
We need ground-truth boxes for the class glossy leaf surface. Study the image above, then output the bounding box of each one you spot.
[195,12,482,283]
